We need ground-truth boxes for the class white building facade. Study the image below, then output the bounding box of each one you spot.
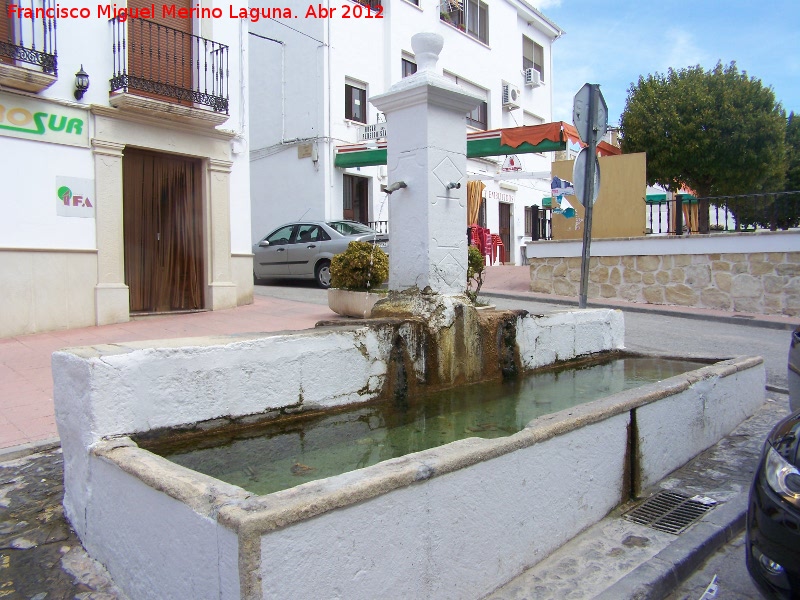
[0,0,252,339]
[250,0,562,266]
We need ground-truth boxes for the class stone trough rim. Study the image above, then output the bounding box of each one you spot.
[90,352,763,536]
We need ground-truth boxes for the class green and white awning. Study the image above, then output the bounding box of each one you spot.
[334,121,576,169]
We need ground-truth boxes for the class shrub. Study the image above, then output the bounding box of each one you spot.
[466,245,486,304]
[330,241,389,291]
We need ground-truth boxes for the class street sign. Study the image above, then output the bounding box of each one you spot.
[573,84,608,145]
[572,148,600,206]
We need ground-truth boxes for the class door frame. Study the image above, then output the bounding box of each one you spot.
[122,147,206,313]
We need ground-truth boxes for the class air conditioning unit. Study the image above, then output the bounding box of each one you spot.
[524,68,542,87]
[502,83,521,110]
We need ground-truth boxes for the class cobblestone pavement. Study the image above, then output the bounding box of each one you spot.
[0,448,124,600]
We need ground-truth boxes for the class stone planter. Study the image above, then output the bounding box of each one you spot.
[328,288,385,318]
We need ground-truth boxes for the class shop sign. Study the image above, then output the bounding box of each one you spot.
[486,190,514,203]
[56,176,95,218]
[0,92,89,147]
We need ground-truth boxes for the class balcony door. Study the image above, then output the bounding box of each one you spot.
[123,148,204,313]
[127,0,193,105]
[0,4,9,64]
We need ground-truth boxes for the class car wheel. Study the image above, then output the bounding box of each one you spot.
[253,271,263,285]
[315,260,331,289]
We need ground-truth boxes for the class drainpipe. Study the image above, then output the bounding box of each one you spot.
[326,3,333,221]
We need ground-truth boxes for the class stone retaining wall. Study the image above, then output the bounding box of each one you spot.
[528,251,800,317]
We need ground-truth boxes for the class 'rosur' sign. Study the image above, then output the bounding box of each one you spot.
[0,92,89,148]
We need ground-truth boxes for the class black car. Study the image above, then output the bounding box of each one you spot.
[746,409,800,597]
[789,325,800,412]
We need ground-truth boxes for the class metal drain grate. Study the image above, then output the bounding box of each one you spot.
[623,490,717,535]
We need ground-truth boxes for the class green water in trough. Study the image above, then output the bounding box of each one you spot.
[141,356,704,495]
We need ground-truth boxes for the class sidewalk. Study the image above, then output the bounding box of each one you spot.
[0,295,339,451]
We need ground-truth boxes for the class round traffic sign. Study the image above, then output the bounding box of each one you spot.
[572,147,600,206]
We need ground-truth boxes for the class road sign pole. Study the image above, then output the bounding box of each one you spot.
[578,84,600,309]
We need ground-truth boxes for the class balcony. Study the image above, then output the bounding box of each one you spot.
[0,0,57,92]
[353,0,382,10]
[109,16,229,125]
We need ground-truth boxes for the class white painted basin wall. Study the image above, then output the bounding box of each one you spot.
[51,309,767,599]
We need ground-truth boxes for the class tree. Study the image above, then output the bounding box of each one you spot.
[766,111,800,229]
[786,111,800,192]
[620,62,786,201]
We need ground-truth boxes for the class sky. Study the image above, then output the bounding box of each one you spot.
[532,0,800,127]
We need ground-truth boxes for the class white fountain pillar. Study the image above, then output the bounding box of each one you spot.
[371,33,483,295]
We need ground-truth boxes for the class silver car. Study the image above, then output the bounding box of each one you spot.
[253,220,389,288]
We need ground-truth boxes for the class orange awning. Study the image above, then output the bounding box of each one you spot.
[499,121,621,157]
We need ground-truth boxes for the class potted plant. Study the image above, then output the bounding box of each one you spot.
[328,241,389,318]
[466,244,487,305]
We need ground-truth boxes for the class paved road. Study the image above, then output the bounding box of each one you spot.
[487,295,791,391]
[254,282,792,390]
[664,532,768,600]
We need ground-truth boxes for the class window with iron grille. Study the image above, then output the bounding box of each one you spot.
[441,0,488,44]
[467,101,487,130]
[402,58,417,78]
[524,206,533,236]
[345,82,367,123]
[523,36,544,81]
[353,0,383,10]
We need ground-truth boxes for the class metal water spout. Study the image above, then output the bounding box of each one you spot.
[385,181,407,194]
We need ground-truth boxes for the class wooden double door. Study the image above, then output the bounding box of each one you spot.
[123,148,204,313]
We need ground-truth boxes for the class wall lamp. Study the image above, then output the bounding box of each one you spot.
[446,182,461,190]
[74,65,90,101]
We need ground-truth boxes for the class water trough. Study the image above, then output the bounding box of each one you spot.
[52,304,766,600]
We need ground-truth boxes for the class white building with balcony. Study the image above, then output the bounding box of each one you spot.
[249,0,563,266]
[0,0,252,338]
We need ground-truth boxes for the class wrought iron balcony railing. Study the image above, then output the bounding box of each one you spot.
[0,0,58,74]
[353,0,383,11]
[110,16,229,113]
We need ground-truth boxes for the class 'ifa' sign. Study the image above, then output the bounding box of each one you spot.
[56,177,95,218]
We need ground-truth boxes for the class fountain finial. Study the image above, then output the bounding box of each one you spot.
[411,32,443,73]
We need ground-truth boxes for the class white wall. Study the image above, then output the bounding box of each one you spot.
[527,229,800,258]
[0,1,253,335]
[0,137,95,249]
[249,18,328,240]
[249,0,562,263]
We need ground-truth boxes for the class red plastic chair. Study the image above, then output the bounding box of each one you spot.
[483,230,494,265]
[469,225,481,249]
[491,234,505,264]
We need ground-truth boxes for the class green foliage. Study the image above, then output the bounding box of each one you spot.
[466,245,486,304]
[786,112,800,192]
[330,241,389,291]
[620,62,787,199]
